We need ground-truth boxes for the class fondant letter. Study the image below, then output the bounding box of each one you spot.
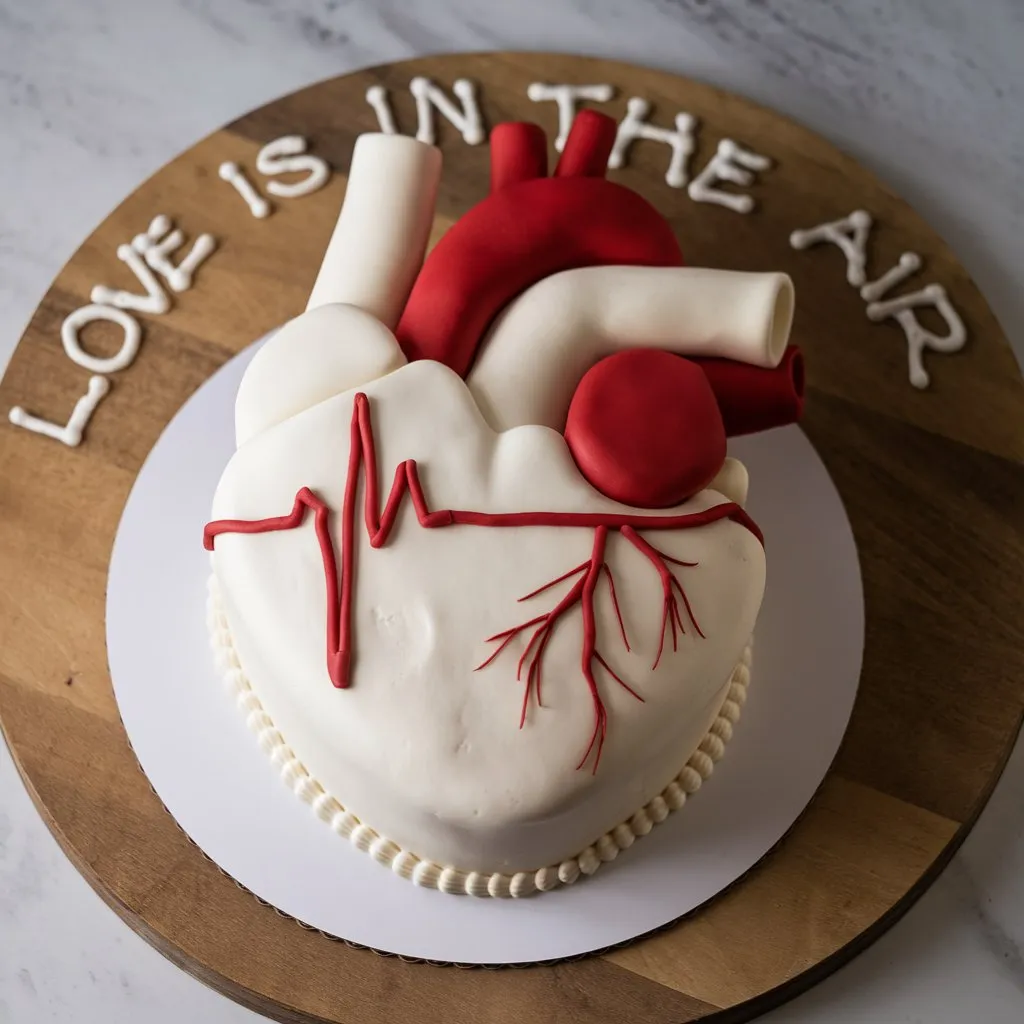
[130,215,216,293]
[608,97,697,188]
[8,375,110,447]
[688,140,771,214]
[365,85,397,135]
[218,162,271,219]
[410,77,485,145]
[257,136,331,198]
[90,244,170,314]
[859,252,922,302]
[789,209,873,287]
[526,83,615,151]
[866,283,967,388]
[61,304,142,374]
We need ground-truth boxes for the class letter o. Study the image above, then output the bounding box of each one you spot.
[61,304,142,374]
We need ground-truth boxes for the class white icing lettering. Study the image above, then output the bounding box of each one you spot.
[130,215,216,293]
[131,214,171,252]
[257,136,331,198]
[409,77,484,146]
[90,244,170,314]
[859,252,922,302]
[608,97,697,188]
[365,85,397,135]
[219,161,270,218]
[790,210,873,286]
[61,304,142,374]
[866,283,967,389]
[526,82,615,151]
[688,139,771,213]
[8,375,110,447]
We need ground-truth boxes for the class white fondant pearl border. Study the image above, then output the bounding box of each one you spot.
[207,574,752,898]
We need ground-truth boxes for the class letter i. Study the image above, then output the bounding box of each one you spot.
[219,161,271,218]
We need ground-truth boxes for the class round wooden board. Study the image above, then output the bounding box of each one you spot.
[2,52,1024,1024]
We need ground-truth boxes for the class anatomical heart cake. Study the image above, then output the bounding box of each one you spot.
[204,111,804,897]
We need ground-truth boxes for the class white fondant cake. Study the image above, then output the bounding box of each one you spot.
[205,115,801,895]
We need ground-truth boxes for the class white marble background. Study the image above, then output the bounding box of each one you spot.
[0,1,1021,1021]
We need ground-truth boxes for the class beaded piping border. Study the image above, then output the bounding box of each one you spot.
[206,573,751,898]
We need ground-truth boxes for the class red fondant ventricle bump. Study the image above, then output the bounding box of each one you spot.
[396,110,684,378]
[565,349,728,508]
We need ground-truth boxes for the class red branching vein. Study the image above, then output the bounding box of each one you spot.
[204,391,762,770]
[621,526,705,670]
[473,527,638,771]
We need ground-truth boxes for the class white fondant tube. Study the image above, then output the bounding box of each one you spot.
[306,134,442,329]
[467,266,795,431]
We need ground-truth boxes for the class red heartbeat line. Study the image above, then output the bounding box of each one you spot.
[205,392,762,770]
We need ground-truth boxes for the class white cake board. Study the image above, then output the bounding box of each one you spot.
[107,338,864,966]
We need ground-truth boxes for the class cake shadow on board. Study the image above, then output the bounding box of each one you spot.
[202,109,806,898]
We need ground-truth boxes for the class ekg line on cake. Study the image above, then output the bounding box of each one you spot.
[204,391,763,771]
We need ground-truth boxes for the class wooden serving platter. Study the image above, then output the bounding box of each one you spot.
[1,52,1023,1024]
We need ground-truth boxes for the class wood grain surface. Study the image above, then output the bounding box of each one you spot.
[1,53,1023,1024]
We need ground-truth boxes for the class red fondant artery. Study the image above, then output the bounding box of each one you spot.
[695,345,805,437]
[396,111,684,378]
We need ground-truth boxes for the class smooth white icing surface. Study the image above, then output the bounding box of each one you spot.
[708,458,749,507]
[212,357,764,874]
[234,303,405,447]
[467,265,794,431]
[208,569,752,896]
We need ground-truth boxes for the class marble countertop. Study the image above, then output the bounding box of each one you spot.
[1,1,1022,1021]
